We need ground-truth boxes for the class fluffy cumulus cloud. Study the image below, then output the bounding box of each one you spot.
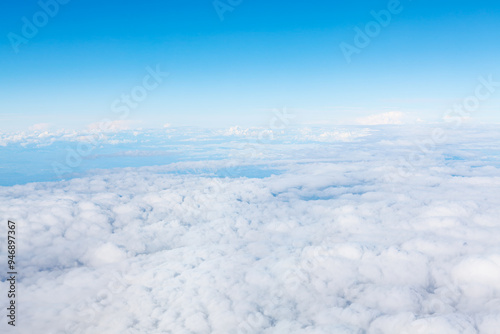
[28,123,52,132]
[1,125,500,333]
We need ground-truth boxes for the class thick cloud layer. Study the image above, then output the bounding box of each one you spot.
[1,125,500,333]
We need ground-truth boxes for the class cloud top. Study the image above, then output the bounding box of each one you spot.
[1,125,500,333]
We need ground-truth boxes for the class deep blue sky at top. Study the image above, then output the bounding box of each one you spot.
[1,0,499,130]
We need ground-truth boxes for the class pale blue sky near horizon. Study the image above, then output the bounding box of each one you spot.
[1,0,500,131]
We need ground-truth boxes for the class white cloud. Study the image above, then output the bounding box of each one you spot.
[1,125,500,333]
[28,123,51,131]
[293,127,371,142]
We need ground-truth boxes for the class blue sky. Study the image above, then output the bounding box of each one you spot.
[1,0,500,131]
